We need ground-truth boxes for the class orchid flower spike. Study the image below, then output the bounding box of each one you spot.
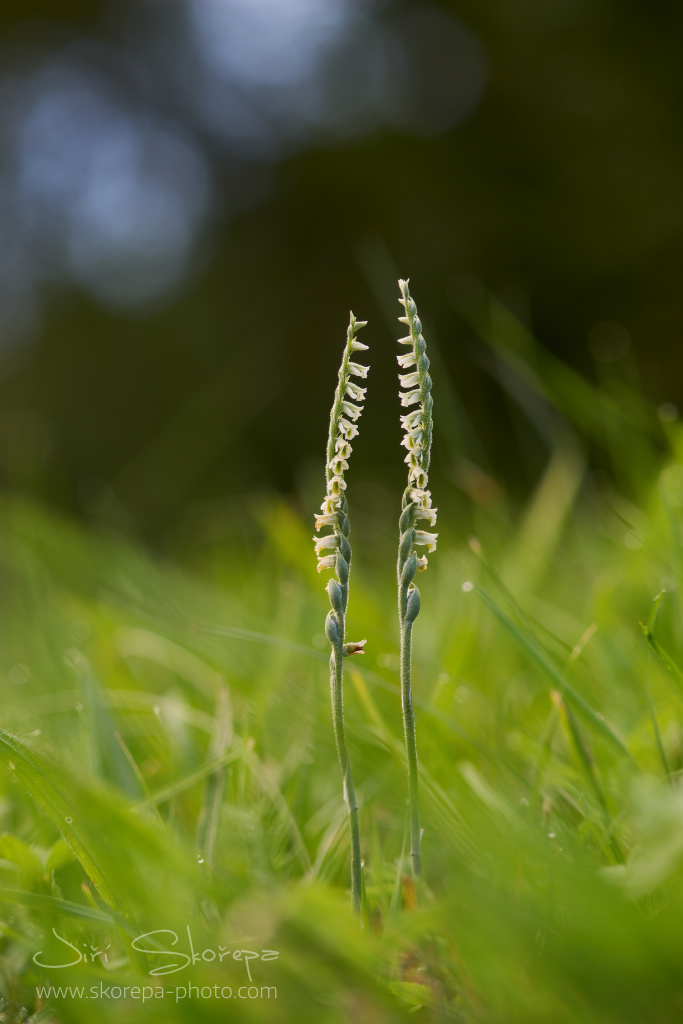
[395,278,437,883]
[396,279,438,578]
[314,309,369,918]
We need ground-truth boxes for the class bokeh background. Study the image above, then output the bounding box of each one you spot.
[1,0,682,550]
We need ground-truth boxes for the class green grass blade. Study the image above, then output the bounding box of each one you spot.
[0,728,121,910]
[196,684,233,868]
[472,585,635,761]
[0,887,134,931]
[135,744,245,809]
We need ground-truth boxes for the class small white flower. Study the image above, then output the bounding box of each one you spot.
[338,419,359,439]
[401,411,423,431]
[349,339,369,352]
[400,390,422,407]
[414,505,438,526]
[397,352,417,368]
[347,362,369,378]
[401,429,423,449]
[329,456,349,474]
[409,487,432,507]
[398,372,421,389]
[315,512,339,531]
[341,401,363,422]
[397,334,413,345]
[335,439,352,457]
[410,468,427,488]
[414,530,438,552]
[314,533,338,555]
[316,554,336,573]
[345,382,366,402]
[321,495,342,514]
[328,475,347,495]
[404,451,424,469]
[416,555,429,572]
[398,316,410,325]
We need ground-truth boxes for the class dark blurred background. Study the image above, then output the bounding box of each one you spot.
[0,0,682,550]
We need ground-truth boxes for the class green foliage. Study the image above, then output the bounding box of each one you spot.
[2,306,683,1021]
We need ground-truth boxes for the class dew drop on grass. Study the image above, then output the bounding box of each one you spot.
[8,762,15,770]
[65,817,73,824]
[461,580,474,593]
[548,832,556,839]
[197,855,204,864]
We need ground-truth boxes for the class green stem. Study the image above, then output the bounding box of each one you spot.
[399,582,422,878]
[329,640,362,915]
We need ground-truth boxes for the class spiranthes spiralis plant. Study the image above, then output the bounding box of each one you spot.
[314,311,370,915]
[396,278,438,880]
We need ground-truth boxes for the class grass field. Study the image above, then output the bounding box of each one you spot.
[2,298,683,1022]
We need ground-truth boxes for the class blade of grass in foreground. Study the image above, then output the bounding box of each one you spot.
[640,591,671,776]
[468,584,636,762]
[0,728,205,937]
[196,684,233,869]
[640,592,683,697]
[134,744,245,809]
[0,728,121,910]
[556,693,625,864]
[0,888,134,932]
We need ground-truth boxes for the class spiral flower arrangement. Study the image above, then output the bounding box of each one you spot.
[314,311,369,915]
[396,278,437,879]
[314,283,436,907]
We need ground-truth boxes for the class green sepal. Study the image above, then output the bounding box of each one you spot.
[338,533,352,563]
[405,585,421,624]
[336,551,349,587]
[401,551,417,588]
[399,505,415,532]
[399,528,415,563]
[325,611,342,647]
[327,578,345,617]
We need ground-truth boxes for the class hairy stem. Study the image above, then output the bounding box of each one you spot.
[399,581,422,878]
[330,639,362,914]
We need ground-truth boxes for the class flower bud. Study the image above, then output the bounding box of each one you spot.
[401,551,417,587]
[399,527,415,563]
[336,551,349,587]
[338,533,352,563]
[343,639,367,657]
[405,586,421,623]
[325,611,341,646]
[399,505,415,533]
[326,578,345,616]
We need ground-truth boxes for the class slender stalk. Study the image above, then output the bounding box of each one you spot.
[399,605,422,877]
[329,619,362,912]
[314,312,369,915]
[395,279,438,880]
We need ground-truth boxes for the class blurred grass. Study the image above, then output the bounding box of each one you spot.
[2,299,683,1021]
